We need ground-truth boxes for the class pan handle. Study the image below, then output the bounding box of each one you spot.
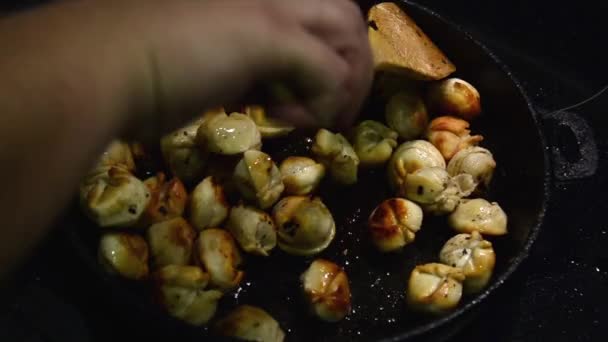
[540,109,598,181]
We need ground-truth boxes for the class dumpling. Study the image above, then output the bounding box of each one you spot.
[368,198,423,252]
[233,150,284,209]
[80,166,150,228]
[448,199,507,236]
[447,146,496,191]
[197,112,261,155]
[160,118,207,184]
[147,217,196,268]
[426,116,483,160]
[226,204,277,256]
[406,263,464,314]
[196,228,244,290]
[244,105,295,138]
[189,176,229,231]
[215,305,285,342]
[154,265,223,325]
[351,120,398,167]
[439,231,496,293]
[139,173,187,227]
[279,156,325,195]
[301,259,351,322]
[311,128,360,185]
[94,140,136,173]
[385,91,429,140]
[98,232,149,280]
[387,140,445,196]
[272,196,336,256]
[427,78,481,121]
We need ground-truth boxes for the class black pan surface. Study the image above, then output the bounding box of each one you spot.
[66,1,550,341]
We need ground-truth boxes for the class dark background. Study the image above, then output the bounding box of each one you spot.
[1,0,607,341]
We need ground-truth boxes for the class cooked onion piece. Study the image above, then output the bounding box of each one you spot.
[215,305,285,342]
[447,146,496,191]
[140,173,187,226]
[439,231,496,293]
[233,150,284,209]
[368,198,423,252]
[301,259,351,322]
[227,204,277,256]
[352,120,398,166]
[197,112,261,155]
[94,140,136,173]
[196,228,244,290]
[160,118,207,184]
[427,78,481,120]
[385,91,429,140]
[147,217,196,268]
[311,128,360,185]
[80,166,151,228]
[448,199,507,236]
[244,105,295,138]
[189,176,229,231]
[426,116,483,160]
[406,263,464,314]
[272,196,336,256]
[155,265,222,326]
[387,140,445,195]
[279,156,325,195]
[98,233,149,280]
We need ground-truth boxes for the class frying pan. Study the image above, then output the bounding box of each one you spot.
[61,0,595,341]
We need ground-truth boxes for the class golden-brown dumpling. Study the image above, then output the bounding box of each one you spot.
[226,204,277,256]
[154,265,222,326]
[279,156,325,195]
[311,129,360,185]
[189,176,229,231]
[447,146,496,191]
[139,173,187,227]
[439,231,496,293]
[215,305,285,342]
[387,140,445,196]
[196,228,244,290]
[197,112,261,155]
[98,232,149,280]
[160,119,207,184]
[80,166,151,228]
[244,105,295,138]
[426,116,483,160]
[427,78,481,121]
[368,198,423,252]
[351,120,398,167]
[147,217,196,268]
[385,91,429,140]
[301,259,351,322]
[448,199,507,236]
[233,150,284,209]
[406,263,464,314]
[272,196,336,256]
[94,140,136,173]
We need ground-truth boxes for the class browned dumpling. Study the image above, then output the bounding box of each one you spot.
[196,228,244,290]
[311,129,360,185]
[98,232,149,280]
[351,120,398,167]
[279,156,325,195]
[385,91,429,140]
[406,263,464,314]
[189,176,229,231]
[426,116,483,161]
[94,140,136,173]
[368,198,423,252]
[226,204,277,256]
[387,140,445,196]
[301,259,351,322]
[233,150,284,209]
[80,166,151,228]
[154,265,223,326]
[447,146,496,191]
[160,118,207,184]
[272,196,336,256]
[215,305,285,342]
[139,173,187,227]
[448,199,507,236]
[439,231,496,293]
[427,78,481,121]
[197,112,262,155]
[147,217,196,268]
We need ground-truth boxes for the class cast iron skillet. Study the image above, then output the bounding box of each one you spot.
[65,1,556,341]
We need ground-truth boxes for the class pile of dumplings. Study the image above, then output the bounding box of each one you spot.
[78,75,507,341]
